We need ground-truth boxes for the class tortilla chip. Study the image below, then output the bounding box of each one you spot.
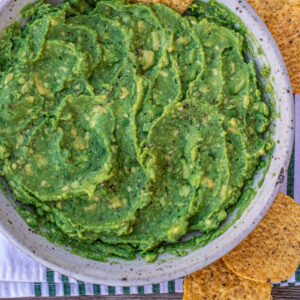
[268,6,300,93]
[131,0,192,14]
[223,193,300,283]
[246,0,284,25]
[183,260,272,300]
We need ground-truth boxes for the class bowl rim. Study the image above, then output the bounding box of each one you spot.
[0,0,295,286]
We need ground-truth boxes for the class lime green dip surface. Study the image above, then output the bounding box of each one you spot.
[0,0,273,261]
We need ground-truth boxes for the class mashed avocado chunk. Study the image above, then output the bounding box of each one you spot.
[0,0,272,261]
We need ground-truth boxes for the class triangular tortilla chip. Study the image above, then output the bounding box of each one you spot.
[223,193,300,283]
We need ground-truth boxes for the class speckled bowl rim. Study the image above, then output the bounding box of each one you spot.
[0,0,294,286]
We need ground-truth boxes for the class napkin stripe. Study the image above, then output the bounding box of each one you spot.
[168,280,175,293]
[287,145,295,198]
[296,267,300,282]
[46,269,56,297]
[286,95,296,198]
[152,283,160,293]
[34,282,42,297]
[93,284,101,295]
[108,286,115,295]
[61,275,70,296]
[77,280,86,296]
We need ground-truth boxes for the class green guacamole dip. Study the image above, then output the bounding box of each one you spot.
[0,0,273,261]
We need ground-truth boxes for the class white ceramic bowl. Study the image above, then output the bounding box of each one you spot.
[0,0,294,286]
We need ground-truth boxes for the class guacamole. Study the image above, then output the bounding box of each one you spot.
[0,0,273,261]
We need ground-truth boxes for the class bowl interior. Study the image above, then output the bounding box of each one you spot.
[0,0,294,286]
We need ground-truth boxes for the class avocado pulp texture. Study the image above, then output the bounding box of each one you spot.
[0,0,272,262]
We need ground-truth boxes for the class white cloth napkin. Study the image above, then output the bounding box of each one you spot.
[0,232,184,297]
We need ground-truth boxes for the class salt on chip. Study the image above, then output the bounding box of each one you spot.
[183,259,272,300]
[131,0,193,14]
[223,193,300,283]
[246,0,284,25]
[269,6,300,93]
